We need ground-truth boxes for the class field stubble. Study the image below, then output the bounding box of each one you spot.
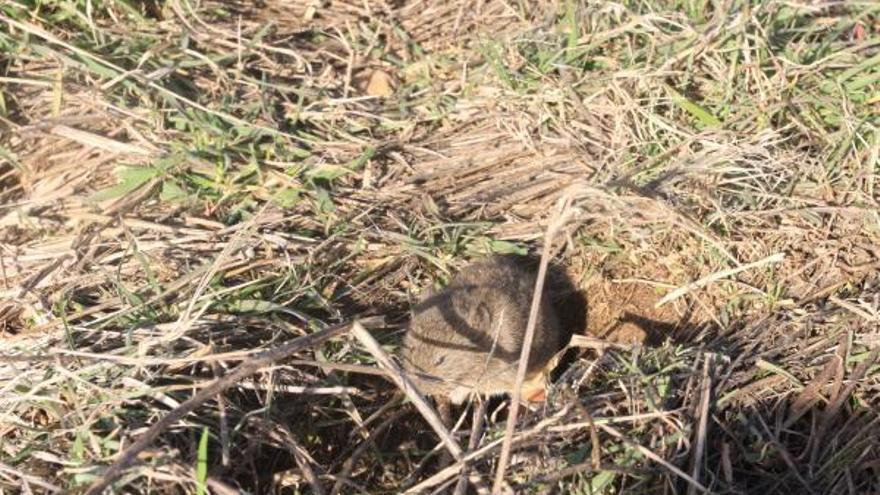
[1,0,879,493]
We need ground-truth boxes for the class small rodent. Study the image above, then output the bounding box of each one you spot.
[400,255,563,404]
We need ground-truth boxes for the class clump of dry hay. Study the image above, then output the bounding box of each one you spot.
[1,0,879,493]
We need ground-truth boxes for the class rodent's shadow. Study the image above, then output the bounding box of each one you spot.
[608,310,698,346]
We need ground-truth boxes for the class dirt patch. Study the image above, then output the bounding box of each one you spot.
[582,279,698,346]
[548,260,703,347]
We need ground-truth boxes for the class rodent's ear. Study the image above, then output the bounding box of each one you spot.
[468,301,493,331]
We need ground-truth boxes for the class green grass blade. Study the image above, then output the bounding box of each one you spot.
[666,85,722,128]
[196,427,209,495]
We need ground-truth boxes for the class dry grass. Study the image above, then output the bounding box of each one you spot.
[1,0,879,493]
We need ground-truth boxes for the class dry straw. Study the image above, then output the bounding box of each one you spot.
[2,0,879,493]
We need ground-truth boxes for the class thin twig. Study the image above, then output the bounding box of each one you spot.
[205,476,242,495]
[655,252,785,308]
[454,399,490,495]
[236,382,363,395]
[210,362,230,468]
[48,124,152,155]
[5,351,389,377]
[546,410,680,433]
[349,321,464,459]
[572,398,602,469]
[688,353,713,495]
[492,191,580,493]
[568,334,630,352]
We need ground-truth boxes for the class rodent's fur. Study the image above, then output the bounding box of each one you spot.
[400,255,562,404]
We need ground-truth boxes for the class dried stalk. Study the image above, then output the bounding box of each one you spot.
[491,187,583,493]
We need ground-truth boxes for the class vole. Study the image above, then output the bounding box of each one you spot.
[399,255,564,404]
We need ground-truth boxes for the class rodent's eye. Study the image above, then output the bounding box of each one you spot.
[433,355,446,366]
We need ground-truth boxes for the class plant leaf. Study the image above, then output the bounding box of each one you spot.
[159,180,187,202]
[489,240,528,255]
[196,427,209,495]
[307,164,351,182]
[88,166,159,203]
[666,85,722,128]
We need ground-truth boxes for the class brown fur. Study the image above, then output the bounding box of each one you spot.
[400,255,562,403]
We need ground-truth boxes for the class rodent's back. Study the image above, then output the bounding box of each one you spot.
[401,256,561,396]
